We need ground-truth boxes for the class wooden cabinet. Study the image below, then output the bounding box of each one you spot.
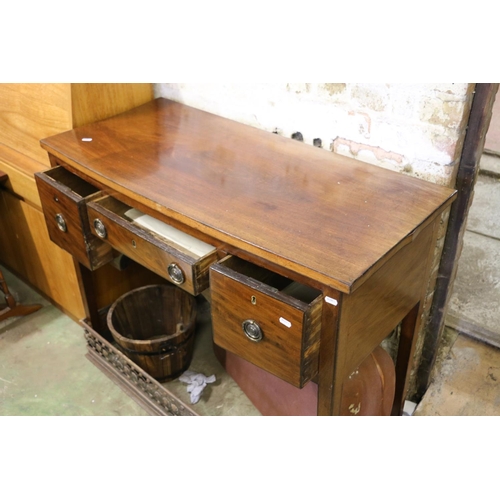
[35,98,457,416]
[0,84,153,319]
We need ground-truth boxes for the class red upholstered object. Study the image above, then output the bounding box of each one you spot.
[214,344,395,416]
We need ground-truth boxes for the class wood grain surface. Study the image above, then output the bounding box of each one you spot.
[0,84,72,166]
[70,84,153,128]
[0,84,153,167]
[0,145,46,207]
[41,98,457,293]
[339,220,436,380]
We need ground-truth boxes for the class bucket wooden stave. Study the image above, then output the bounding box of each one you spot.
[107,284,197,382]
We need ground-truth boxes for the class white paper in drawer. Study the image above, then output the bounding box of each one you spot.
[125,208,216,258]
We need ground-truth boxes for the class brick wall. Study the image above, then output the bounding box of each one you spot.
[155,83,474,186]
[154,83,476,398]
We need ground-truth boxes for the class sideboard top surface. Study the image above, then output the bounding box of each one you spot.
[40,98,456,293]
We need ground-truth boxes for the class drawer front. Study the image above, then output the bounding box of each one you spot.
[210,256,322,388]
[87,196,217,296]
[34,167,113,270]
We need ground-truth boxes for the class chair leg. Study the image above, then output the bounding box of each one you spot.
[0,303,43,321]
[0,268,42,322]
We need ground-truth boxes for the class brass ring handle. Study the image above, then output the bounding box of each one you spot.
[168,263,185,285]
[242,320,263,343]
[93,219,107,239]
[55,213,67,233]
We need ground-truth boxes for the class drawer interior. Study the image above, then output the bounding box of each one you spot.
[219,256,321,306]
[45,167,100,199]
[211,255,323,387]
[91,196,216,260]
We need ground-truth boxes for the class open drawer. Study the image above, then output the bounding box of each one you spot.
[210,255,323,388]
[35,166,113,270]
[86,195,218,296]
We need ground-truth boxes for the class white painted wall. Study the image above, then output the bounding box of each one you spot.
[155,83,473,186]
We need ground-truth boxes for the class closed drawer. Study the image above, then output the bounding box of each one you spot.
[210,255,323,388]
[86,195,218,296]
[34,166,113,270]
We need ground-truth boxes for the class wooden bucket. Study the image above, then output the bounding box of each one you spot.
[107,285,197,382]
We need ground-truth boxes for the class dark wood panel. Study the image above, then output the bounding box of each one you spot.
[40,98,457,294]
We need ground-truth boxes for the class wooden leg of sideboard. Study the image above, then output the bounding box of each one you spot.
[391,217,442,416]
[74,261,103,336]
[391,302,421,416]
[317,290,343,416]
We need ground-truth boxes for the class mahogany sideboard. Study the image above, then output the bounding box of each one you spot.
[36,98,457,416]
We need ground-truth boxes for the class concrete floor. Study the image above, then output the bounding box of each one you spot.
[0,266,149,416]
[2,155,500,417]
[0,265,260,416]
